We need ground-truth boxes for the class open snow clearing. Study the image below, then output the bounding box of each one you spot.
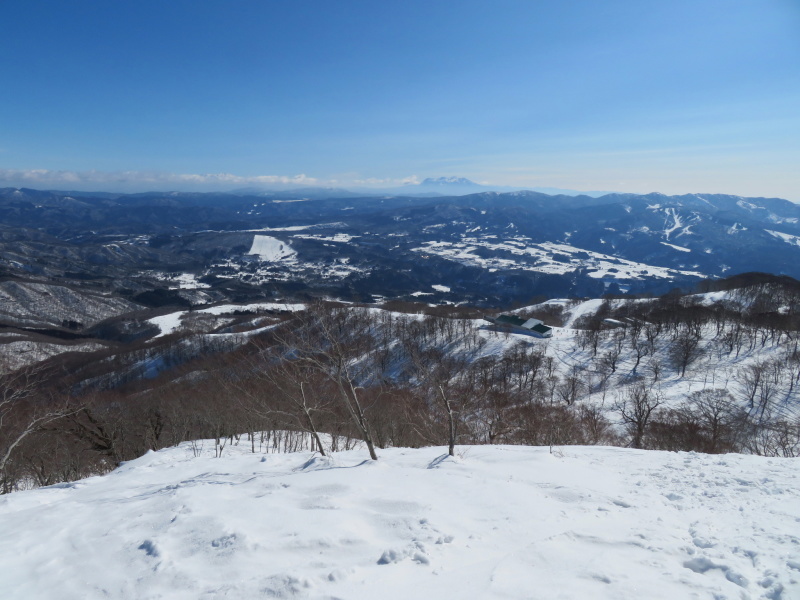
[0,442,797,600]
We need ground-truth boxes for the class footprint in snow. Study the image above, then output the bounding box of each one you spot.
[138,539,159,557]
[377,541,432,566]
[682,557,748,588]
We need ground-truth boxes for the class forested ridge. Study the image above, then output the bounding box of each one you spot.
[2,278,800,493]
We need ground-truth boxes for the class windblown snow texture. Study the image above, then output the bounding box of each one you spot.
[0,443,797,599]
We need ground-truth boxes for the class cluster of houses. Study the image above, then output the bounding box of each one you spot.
[483,314,553,338]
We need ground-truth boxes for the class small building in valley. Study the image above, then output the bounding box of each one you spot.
[483,314,553,338]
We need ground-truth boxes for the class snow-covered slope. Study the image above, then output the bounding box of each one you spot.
[1,442,797,599]
[248,235,297,261]
[0,280,141,328]
[147,302,304,337]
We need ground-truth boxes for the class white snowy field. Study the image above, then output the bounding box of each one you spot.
[411,237,705,281]
[1,443,798,600]
[248,235,297,261]
[147,302,305,337]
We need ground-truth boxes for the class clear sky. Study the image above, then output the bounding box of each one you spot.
[1,0,799,198]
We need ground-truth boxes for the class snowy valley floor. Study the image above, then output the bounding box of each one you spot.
[1,443,798,600]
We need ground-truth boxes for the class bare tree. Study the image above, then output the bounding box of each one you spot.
[745,417,800,457]
[683,388,745,453]
[1,364,74,484]
[555,365,586,406]
[630,338,651,374]
[404,324,478,456]
[614,382,663,449]
[737,361,772,414]
[277,304,381,460]
[669,329,702,377]
[436,381,459,455]
[577,404,616,445]
[239,341,333,456]
[62,394,128,466]
[647,357,663,383]
[598,330,626,377]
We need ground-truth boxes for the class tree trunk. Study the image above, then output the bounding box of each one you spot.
[300,382,326,457]
[439,385,456,456]
[344,379,378,460]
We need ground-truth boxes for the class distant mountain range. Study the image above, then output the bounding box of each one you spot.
[230,177,612,199]
[407,176,612,198]
[2,186,800,309]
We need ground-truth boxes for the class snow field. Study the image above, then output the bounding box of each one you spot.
[147,311,186,338]
[292,233,359,243]
[507,296,800,418]
[0,443,797,599]
[411,236,705,281]
[766,229,800,247]
[248,235,297,261]
[147,302,305,337]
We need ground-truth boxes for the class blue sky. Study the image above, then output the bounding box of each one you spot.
[1,0,799,198]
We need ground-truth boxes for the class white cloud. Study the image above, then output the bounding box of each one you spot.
[352,175,420,186]
[0,169,317,191]
[0,169,433,193]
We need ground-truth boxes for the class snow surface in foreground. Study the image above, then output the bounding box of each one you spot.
[1,444,798,600]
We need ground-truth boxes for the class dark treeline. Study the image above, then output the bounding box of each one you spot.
[2,283,800,493]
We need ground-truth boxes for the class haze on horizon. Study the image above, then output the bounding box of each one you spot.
[1,1,799,200]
